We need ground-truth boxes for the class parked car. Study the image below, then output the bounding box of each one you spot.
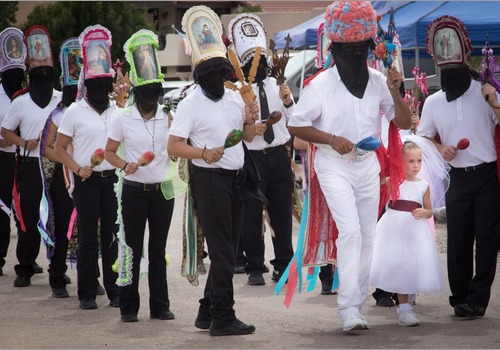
[160,80,194,105]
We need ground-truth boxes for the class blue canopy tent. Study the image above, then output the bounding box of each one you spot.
[274,1,500,53]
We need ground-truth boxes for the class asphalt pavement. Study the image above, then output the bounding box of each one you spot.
[0,195,499,349]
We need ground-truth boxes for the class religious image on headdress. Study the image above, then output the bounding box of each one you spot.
[241,22,259,37]
[434,28,461,63]
[27,33,50,66]
[132,44,158,81]
[62,46,83,85]
[87,40,111,75]
[6,35,23,59]
[192,17,222,51]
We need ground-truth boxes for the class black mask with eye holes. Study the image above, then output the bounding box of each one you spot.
[242,55,269,84]
[133,82,162,113]
[197,69,226,101]
[440,66,471,102]
[29,66,55,108]
[330,40,373,99]
[84,77,113,113]
[1,68,25,100]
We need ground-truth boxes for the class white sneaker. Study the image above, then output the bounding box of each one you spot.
[356,312,370,328]
[398,309,420,327]
[341,312,368,331]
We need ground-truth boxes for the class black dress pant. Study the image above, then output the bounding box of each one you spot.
[193,166,244,322]
[242,145,294,274]
[48,164,74,288]
[14,158,42,277]
[446,162,500,308]
[0,152,15,269]
[119,184,174,316]
[72,173,120,301]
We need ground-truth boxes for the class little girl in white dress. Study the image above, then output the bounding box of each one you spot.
[370,138,447,327]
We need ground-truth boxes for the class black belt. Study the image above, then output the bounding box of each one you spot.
[91,169,116,178]
[195,166,243,178]
[388,200,422,212]
[451,161,496,172]
[0,151,15,158]
[249,144,286,155]
[123,179,161,191]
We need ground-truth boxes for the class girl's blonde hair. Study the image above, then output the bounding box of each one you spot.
[402,141,421,153]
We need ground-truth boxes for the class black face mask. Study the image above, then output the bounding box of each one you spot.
[84,77,113,112]
[331,41,371,99]
[62,85,78,107]
[1,68,25,100]
[242,55,268,83]
[29,66,55,108]
[197,70,226,101]
[440,66,471,102]
[134,83,162,113]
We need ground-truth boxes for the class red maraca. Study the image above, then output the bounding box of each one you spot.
[456,138,470,150]
[138,151,155,166]
[82,148,105,182]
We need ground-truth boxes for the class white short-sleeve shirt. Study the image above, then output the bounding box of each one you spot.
[238,76,292,150]
[418,80,498,168]
[169,86,246,170]
[288,66,395,154]
[58,99,117,171]
[108,104,170,183]
[0,84,16,153]
[2,89,61,157]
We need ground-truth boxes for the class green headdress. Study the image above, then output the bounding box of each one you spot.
[123,29,164,87]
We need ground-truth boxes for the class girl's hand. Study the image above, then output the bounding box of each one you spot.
[412,208,432,220]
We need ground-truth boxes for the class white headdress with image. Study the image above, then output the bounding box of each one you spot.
[228,13,267,66]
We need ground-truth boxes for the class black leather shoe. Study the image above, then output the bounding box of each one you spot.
[63,274,72,284]
[150,310,175,320]
[14,275,31,287]
[194,312,212,330]
[209,319,256,336]
[0,267,3,276]
[454,303,486,318]
[247,272,265,285]
[121,313,138,322]
[271,269,284,283]
[33,262,43,274]
[376,296,395,307]
[79,299,98,309]
[52,286,69,298]
[321,278,335,295]
[109,297,119,307]
[96,282,106,296]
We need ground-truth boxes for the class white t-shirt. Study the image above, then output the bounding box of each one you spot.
[1,89,61,157]
[108,104,170,183]
[169,86,246,170]
[58,98,117,171]
[238,76,293,150]
[0,84,16,153]
[418,80,498,168]
[288,66,395,154]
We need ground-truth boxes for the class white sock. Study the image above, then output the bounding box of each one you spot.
[398,303,412,312]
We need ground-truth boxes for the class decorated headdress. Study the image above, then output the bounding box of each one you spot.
[324,1,377,43]
[426,15,472,68]
[228,13,267,67]
[79,24,113,79]
[123,29,164,87]
[316,22,333,69]
[0,27,27,73]
[24,25,53,70]
[181,5,227,68]
[59,38,82,87]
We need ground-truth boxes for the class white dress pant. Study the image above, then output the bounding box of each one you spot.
[314,150,380,316]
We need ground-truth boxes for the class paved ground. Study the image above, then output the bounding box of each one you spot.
[0,196,499,349]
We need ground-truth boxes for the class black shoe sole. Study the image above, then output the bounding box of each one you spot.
[79,301,98,310]
[194,320,211,330]
[209,328,255,336]
[150,312,175,320]
[52,291,69,298]
[121,314,138,322]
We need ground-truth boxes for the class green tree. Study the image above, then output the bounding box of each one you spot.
[22,1,155,81]
[0,1,18,31]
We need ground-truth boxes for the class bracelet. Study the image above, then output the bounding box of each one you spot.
[244,120,255,126]
[329,134,336,147]
[121,162,129,172]
[77,167,82,176]
[201,146,210,164]
[284,100,294,108]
